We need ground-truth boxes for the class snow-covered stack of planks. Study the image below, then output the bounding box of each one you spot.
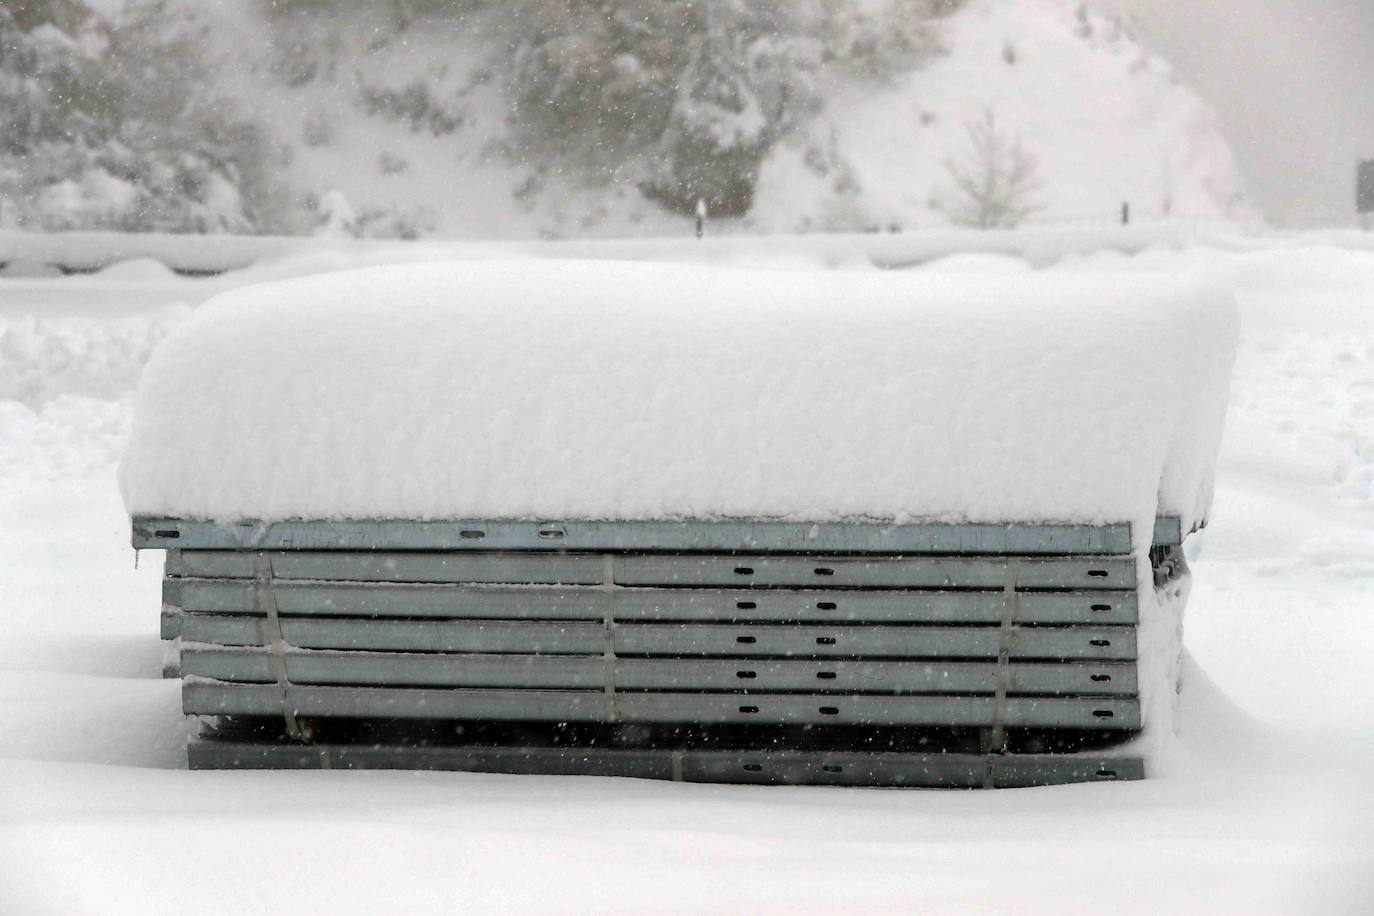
[123,260,1236,786]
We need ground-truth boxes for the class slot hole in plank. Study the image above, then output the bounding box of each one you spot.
[743,763,763,772]
[1087,569,1109,578]
[734,566,754,575]
[736,671,757,680]
[1090,603,1111,612]
[814,567,835,576]
[1090,639,1110,647]
[816,637,837,646]
[736,601,757,610]
[154,529,180,539]
[1090,674,1112,683]
[819,706,840,716]
[1092,709,1115,719]
[817,601,837,611]
[1096,769,1118,778]
[739,705,759,714]
[816,671,837,680]
[736,636,757,645]
[538,528,565,539]
[459,530,485,540]
[822,765,843,773]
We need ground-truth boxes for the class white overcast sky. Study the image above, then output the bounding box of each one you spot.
[1098,0,1374,225]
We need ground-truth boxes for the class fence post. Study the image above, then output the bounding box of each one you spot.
[1357,160,1374,229]
[695,197,707,239]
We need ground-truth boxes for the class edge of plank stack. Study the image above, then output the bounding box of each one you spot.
[141,515,1190,788]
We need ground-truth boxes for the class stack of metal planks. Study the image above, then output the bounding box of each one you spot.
[138,516,1188,788]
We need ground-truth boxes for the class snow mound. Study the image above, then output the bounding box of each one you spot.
[0,308,188,408]
[120,259,1237,540]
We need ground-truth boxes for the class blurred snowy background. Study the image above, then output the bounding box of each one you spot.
[0,0,1302,239]
[6,0,1372,242]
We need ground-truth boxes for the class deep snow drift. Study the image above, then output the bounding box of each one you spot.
[120,261,1237,541]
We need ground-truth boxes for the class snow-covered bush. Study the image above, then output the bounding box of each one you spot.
[498,1,952,217]
[0,1,292,233]
[820,0,963,82]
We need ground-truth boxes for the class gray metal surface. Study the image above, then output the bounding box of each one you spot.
[136,516,1172,553]
[614,554,1137,590]
[179,647,1138,695]
[182,681,1140,728]
[179,616,1136,660]
[166,579,1139,625]
[167,550,605,585]
[187,738,1145,786]
[180,615,607,654]
[166,550,1138,590]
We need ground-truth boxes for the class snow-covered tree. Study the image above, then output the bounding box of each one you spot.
[500,0,823,217]
[943,109,1042,229]
[0,1,291,232]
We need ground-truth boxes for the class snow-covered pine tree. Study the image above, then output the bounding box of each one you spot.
[943,108,1042,229]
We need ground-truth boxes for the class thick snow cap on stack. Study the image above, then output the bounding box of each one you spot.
[120,259,1238,547]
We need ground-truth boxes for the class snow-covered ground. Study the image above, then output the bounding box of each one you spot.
[1,233,1371,912]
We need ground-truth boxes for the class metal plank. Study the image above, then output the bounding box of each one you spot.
[1152,516,1183,547]
[187,739,1144,786]
[160,605,181,640]
[182,682,1140,728]
[179,647,1138,695]
[179,615,606,654]
[166,550,605,585]
[167,550,1137,590]
[612,624,1136,660]
[135,516,1143,555]
[615,555,1137,590]
[166,579,1139,626]
[180,616,1136,660]
[682,749,1145,787]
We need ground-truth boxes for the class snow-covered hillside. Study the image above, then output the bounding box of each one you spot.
[6,0,1252,238]
[254,0,1252,236]
[758,0,1251,231]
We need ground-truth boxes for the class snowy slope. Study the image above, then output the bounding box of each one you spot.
[2,232,1371,912]
[133,0,1250,238]
[756,0,1251,232]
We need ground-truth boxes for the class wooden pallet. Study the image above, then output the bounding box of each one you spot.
[147,515,1181,787]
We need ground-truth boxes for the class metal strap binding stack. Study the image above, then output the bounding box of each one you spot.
[138,516,1189,788]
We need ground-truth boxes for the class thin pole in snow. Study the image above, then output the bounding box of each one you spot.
[695,197,707,239]
[1121,202,1130,226]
